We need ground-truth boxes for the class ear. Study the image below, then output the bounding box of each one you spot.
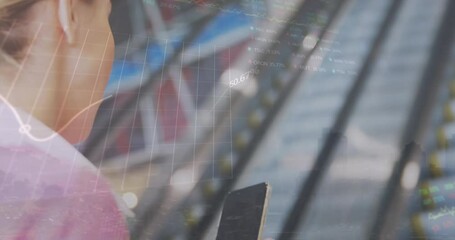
[58,0,76,44]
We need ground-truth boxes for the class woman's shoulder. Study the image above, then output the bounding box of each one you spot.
[0,144,129,239]
[0,143,95,201]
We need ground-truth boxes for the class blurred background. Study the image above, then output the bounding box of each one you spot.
[79,0,455,239]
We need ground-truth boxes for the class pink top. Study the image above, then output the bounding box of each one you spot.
[0,103,129,239]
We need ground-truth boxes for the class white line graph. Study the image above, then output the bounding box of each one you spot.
[0,94,113,142]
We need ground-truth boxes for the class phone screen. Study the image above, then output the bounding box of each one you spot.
[216,183,271,240]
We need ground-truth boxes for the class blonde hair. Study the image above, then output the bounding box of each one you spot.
[0,0,37,66]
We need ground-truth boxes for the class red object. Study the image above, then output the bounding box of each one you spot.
[155,78,188,142]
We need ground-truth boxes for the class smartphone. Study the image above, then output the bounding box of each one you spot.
[216,182,271,240]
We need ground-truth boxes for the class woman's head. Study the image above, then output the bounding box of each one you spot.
[0,0,114,144]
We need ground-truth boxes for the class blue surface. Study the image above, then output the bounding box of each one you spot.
[107,5,253,88]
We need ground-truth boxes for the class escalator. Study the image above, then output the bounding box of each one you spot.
[82,0,455,239]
